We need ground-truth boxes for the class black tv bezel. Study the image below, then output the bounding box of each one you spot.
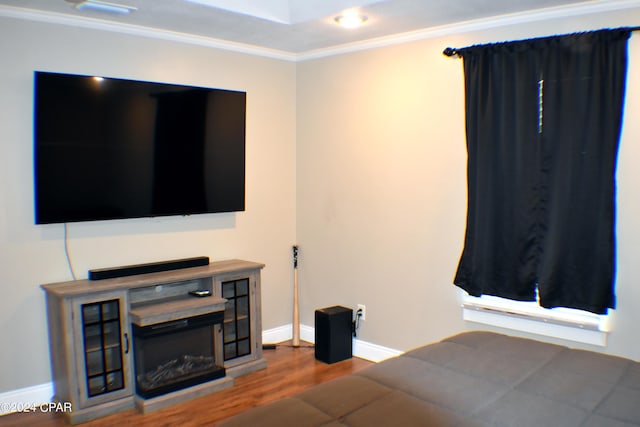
[33,71,247,225]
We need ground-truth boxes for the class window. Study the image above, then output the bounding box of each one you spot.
[460,290,609,346]
[452,29,631,319]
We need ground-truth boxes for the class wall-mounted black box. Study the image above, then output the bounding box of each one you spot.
[315,306,353,364]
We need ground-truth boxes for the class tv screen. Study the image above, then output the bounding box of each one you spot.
[34,71,246,224]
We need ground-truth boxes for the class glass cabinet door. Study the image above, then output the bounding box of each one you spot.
[222,278,251,360]
[81,300,126,397]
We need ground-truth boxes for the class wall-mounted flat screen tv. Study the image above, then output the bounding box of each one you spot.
[34,71,246,224]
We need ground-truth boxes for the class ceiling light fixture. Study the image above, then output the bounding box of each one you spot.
[66,0,137,14]
[334,12,368,29]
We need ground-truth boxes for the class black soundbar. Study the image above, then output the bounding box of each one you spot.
[88,256,210,281]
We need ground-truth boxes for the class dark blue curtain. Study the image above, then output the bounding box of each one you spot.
[453,29,631,314]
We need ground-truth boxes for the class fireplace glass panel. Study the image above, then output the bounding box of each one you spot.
[133,312,225,399]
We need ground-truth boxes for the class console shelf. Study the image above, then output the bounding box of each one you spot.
[42,259,265,424]
[129,296,227,326]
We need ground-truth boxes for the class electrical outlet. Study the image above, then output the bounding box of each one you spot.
[357,304,366,321]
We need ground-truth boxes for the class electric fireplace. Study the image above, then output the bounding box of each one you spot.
[41,259,265,424]
[132,311,226,399]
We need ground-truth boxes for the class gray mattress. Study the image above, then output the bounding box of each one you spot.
[219,331,640,427]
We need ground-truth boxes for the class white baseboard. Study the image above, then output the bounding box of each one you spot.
[264,324,402,362]
[0,323,400,416]
[352,338,403,362]
[300,323,315,343]
[262,323,293,344]
[0,383,53,416]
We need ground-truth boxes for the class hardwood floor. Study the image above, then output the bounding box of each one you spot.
[0,343,372,427]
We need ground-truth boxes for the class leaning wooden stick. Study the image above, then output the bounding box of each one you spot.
[292,245,300,347]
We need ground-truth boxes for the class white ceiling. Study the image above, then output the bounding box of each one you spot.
[185,0,389,25]
[0,0,637,58]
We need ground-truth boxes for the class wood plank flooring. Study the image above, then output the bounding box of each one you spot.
[0,343,372,427]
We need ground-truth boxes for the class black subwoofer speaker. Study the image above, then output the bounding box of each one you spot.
[314,306,353,364]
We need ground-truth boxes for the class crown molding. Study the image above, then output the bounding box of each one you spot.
[0,5,297,61]
[2,0,639,63]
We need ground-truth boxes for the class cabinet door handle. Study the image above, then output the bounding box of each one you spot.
[124,333,130,354]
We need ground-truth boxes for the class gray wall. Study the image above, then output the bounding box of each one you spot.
[296,9,640,358]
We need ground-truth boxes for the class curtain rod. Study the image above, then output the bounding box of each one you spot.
[442,26,640,57]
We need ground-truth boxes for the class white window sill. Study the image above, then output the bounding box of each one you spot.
[460,292,610,347]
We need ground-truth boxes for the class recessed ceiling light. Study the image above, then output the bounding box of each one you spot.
[66,0,137,14]
[334,13,368,29]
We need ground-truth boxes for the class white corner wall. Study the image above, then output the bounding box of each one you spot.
[296,9,640,358]
[0,17,296,393]
[296,40,468,351]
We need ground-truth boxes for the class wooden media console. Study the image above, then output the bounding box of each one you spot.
[41,259,266,424]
